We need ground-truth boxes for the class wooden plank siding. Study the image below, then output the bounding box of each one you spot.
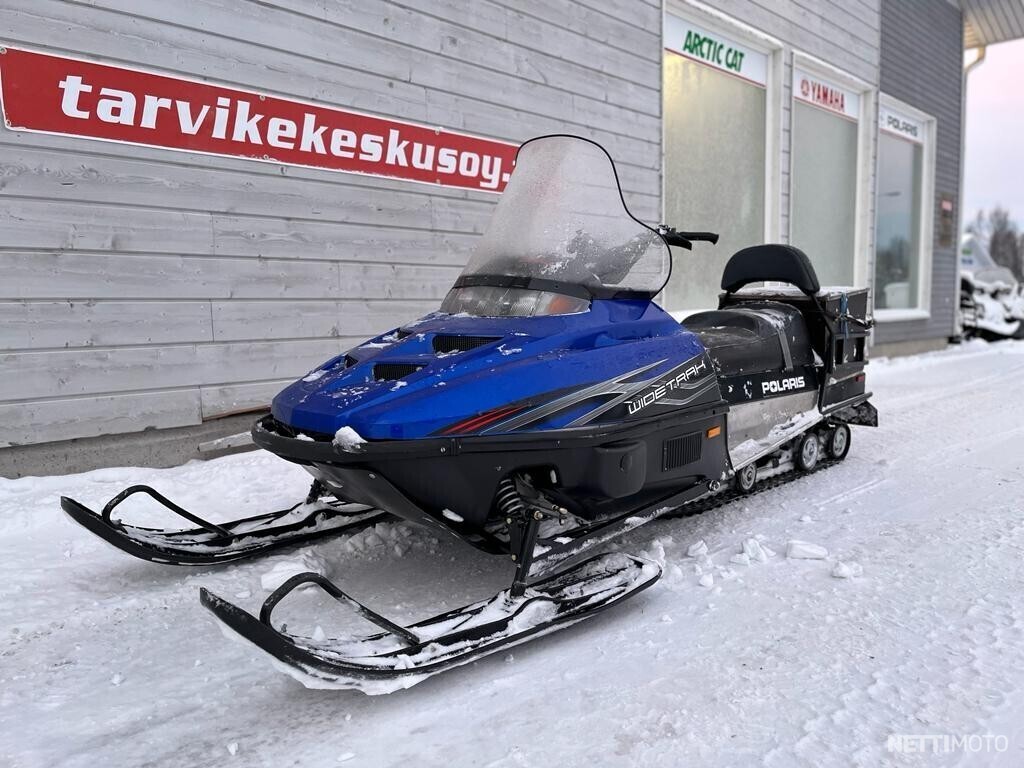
[0,0,662,446]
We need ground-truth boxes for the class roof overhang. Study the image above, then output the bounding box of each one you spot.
[961,0,1024,48]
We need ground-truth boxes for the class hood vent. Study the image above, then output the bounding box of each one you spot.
[432,335,501,354]
[373,362,424,381]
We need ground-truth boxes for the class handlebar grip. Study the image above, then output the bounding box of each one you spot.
[681,232,720,244]
[661,232,693,249]
[657,226,719,248]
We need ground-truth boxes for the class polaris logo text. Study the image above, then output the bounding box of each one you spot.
[627,359,708,415]
[0,48,518,192]
[762,376,806,395]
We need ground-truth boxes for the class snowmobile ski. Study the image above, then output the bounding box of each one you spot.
[200,551,661,693]
[61,482,389,565]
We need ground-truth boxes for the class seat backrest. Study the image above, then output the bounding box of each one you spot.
[721,244,821,296]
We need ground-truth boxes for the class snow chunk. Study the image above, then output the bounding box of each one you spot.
[698,573,714,588]
[786,540,829,560]
[302,369,327,382]
[110,673,123,686]
[260,551,329,591]
[831,561,864,579]
[730,553,750,567]
[343,522,418,559]
[227,743,238,756]
[687,540,708,558]
[333,426,366,452]
[742,538,772,563]
[441,509,464,523]
[337,753,355,763]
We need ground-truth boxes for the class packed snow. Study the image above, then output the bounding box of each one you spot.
[3,339,1024,766]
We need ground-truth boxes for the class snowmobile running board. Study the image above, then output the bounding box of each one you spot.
[200,551,661,694]
[60,483,390,566]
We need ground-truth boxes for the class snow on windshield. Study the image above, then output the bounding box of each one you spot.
[459,136,669,295]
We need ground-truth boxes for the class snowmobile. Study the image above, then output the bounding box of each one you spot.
[959,233,1024,340]
[62,135,876,693]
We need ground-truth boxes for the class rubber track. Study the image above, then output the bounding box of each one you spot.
[663,457,842,520]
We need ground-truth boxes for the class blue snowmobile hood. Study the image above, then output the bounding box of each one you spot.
[271,299,709,440]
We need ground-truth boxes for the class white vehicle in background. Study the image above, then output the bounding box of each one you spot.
[959,233,1024,339]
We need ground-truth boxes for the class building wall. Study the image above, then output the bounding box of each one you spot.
[0,0,663,448]
[876,0,964,344]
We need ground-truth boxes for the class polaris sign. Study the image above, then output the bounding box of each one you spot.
[762,376,806,395]
[0,47,517,192]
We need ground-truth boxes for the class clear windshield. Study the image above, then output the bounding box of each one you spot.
[457,136,669,296]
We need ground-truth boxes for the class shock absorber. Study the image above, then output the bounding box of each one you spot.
[495,477,526,523]
[496,476,542,598]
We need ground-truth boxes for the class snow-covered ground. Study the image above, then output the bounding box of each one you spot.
[3,340,1024,767]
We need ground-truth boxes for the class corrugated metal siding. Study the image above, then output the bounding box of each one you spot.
[877,0,963,344]
[0,0,662,447]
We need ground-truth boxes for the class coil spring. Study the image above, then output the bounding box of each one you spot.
[495,477,526,521]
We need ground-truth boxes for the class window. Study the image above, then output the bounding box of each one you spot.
[874,102,934,315]
[662,14,771,311]
[789,67,864,287]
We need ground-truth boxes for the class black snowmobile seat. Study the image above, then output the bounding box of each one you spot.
[721,244,820,296]
[684,302,813,377]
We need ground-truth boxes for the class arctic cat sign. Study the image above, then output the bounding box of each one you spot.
[0,47,517,192]
[664,15,768,87]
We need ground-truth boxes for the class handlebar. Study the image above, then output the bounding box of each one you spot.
[657,226,720,250]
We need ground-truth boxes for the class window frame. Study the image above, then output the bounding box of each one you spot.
[661,1,784,315]
[872,93,937,322]
[787,52,876,292]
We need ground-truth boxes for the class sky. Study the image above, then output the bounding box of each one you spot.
[962,39,1024,227]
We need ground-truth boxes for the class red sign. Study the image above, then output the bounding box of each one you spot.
[793,68,859,120]
[0,47,518,192]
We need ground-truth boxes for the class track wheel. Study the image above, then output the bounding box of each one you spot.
[734,463,757,493]
[795,432,820,472]
[826,423,851,460]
